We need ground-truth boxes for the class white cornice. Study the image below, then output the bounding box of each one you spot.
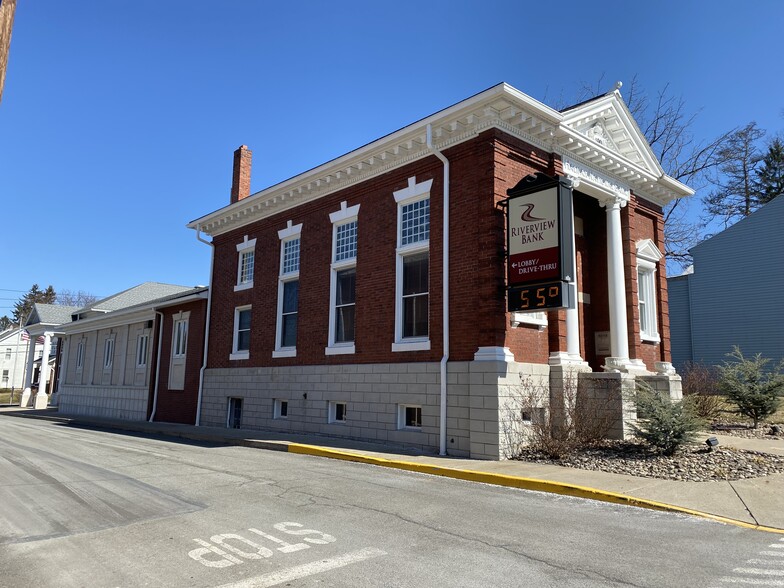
[189,83,692,237]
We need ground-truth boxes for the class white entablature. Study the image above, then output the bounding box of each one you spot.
[189,83,693,237]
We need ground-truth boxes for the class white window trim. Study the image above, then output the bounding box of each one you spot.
[397,404,423,430]
[135,332,150,369]
[273,398,288,419]
[230,305,251,361]
[102,336,115,371]
[172,317,189,358]
[75,339,85,372]
[511,311,548,328]
[636,239,662,343]
[393,177,432,352]
[326,202,359,355]
[328,401,348,424]
[234,236,257,292]
[274,221,302,358]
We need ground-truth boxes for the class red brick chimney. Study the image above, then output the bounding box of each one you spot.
[230,145,252,204]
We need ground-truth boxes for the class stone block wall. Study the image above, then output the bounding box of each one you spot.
[58,384,148,421]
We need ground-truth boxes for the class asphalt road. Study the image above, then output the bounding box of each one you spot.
[0,417,780,588]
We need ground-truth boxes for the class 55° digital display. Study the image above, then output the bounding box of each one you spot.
[508,281,569,312]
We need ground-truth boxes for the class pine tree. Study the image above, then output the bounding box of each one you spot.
[12,284,57,324]
[702,122,766,229]
[755,138,784,205]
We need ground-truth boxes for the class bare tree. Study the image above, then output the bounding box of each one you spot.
[57,289,98,308]
[575,75,736,270]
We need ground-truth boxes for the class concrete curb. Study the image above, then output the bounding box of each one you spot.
[287,443,784,535]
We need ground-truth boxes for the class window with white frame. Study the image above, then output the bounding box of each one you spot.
[274,221,302,357]
[235,236,257,291]
[1,370,8,385]
[4,347,10,360]
[398,404,422,429]
[103,337,114,370]
[76,340,84,371]
[393,177,432,352]
[327,202,359,354]
[273,398,288,419]
[329,401,347,423]
[136,334,149,368]
[231,306,251,360]
[173,318,188,358]
[636,239,663,343]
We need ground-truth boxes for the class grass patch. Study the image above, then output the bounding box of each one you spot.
[0,389,21,405]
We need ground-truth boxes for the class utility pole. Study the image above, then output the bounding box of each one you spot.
[0,0,16,104]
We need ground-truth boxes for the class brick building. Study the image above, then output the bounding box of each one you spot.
[188,83,690,459]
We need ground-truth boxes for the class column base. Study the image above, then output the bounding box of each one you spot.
[473,346,515,362]
[33,392,49,409]
[19,388,32,408]
[602,357,651,375]
[548,351,590,368]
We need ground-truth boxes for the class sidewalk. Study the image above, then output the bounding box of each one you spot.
[3,406,783,534]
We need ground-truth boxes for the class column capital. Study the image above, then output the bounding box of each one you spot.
[601,195,628,210]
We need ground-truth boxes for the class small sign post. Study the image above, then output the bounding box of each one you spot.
[505,173,575,312]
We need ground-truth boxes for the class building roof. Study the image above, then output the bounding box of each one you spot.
[188,82,693,238]
[59,285,208,334]
[25,303,80,328]
[73,282,195,318]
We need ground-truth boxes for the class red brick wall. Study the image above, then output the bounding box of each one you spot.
[205,129,672,370]
[150,299,206,424]
[625,194,668,370]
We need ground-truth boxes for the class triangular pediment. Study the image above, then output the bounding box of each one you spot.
[561,91,663,176]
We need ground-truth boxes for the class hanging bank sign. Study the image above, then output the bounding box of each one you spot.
[506,173,575,312]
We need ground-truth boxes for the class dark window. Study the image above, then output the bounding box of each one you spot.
[405,406,422,428]
[228,398,243,429]
[335,268,356,343]
[281,281,298,348]
[237,308,251,352]
[334,402,347,422]
[402,252,428,338]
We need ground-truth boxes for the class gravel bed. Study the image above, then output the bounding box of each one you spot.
[710,422,784,440]
[515,440,784,482]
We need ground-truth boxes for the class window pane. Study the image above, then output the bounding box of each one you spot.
[336,268,356,305]
[336,306,355,343]
[401,199,430,246]
[403,252,428,296]
[237,330,250,351]
[335,221,357,262]
[238,309,251,330]
[403,293,428,338]
[283,281,299,313]
[405,406,421,427]
[283,238,300,274]
[282,314,297,348]
[240,250,254,283]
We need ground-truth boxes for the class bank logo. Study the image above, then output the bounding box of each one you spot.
[520,203,545,223]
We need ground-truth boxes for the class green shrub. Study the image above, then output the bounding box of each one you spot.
[632,383,702,456]
[718,347,784,428]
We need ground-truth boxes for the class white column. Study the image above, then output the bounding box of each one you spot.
[604,197,630,368]
[550,197,586,368]
[20,336,37,407]
[33,333,52,409]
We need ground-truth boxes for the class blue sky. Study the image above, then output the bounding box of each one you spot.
[1,0,782,315]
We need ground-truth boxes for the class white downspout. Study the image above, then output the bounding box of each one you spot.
[427,124,449,457]
[148,310,164,422]
[195,224,214,426]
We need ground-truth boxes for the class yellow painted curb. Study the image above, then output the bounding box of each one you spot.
[288,443,784,535]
